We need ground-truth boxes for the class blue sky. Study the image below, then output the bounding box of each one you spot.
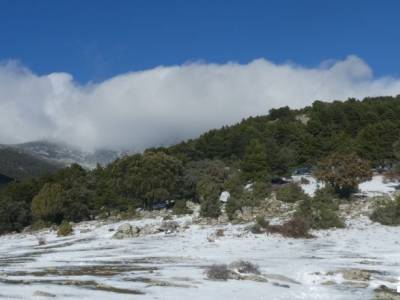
[1,0,399,83]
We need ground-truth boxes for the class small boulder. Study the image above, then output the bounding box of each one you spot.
[158,221,179,234]
[374,285,400,300]
[33,290,56,298]
[342,269,371,282]
[113,223,140,239]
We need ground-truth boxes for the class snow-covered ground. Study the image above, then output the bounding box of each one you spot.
[293,174,399,198]
[0,215,400,300]
[1,175,400,300]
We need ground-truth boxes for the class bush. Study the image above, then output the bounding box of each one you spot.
[266,217,312,238]
[57,221,73,237]
[249,223,264,234]
[120,206,138,220]
[37,236,47,246]
[205,264,231,281]
[229,260,260,275]
[370,197,400,225]
[255,215,269,228]
[225,195,242,220]
[296,189,344,229]
[200,196,221,219]
[276,183,307,203]
[31,183,65,224]
[314,152,372,198]
[172,200,192,215]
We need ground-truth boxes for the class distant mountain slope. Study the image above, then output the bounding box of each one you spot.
[12,140,122,169]
[0,146,61,180]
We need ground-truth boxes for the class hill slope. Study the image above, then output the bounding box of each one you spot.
[13,140,122,169]
[0,146,61,180]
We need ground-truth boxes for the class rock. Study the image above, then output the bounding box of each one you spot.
[217,213,229,224]
[219,191,230,203]
[33,290,56,297]
[342,269,371,281]
[321,280,336,286]
[241,207,254,221]
[182,219,192,229]
[140,224,159,235]
[241,274,269,282]
[112,223,140,239]
[186,201,200,218]
[264,274,301,285]
[158,221,179,234]
[344,281,369,288]
[374,285,400,300]
[272,282,290,288]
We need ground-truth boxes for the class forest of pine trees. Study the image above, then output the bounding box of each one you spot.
[1,95,400,234]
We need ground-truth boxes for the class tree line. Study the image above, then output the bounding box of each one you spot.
[1,95,400,234]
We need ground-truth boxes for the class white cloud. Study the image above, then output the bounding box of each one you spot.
[0,55,400,151]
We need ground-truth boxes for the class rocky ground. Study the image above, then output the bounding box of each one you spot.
[0,175,400,300]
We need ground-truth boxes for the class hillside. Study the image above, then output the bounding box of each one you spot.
[13,140,122,169]
[157,95,400,175]
[0,146,61,181]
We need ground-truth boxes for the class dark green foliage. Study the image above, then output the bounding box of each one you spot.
[57,221,73,236]
[196,160,228,218]
[276,183,307,203]
[0,179,42,234]
[370,197,400,226]
[172,200,192,215]
[166,95,400,172]
[241,139,269,181]
[296,189,344,229]
[108,151,183,210]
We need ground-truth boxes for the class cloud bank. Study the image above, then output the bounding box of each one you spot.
[1,55,400,151]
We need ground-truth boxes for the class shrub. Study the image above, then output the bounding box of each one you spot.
[295,189,344,230]
[249,223,264,234]
[172,200,192,215]
[370,197,400,226]
[229,260,260,275]
[37,236,47,246]
[120,206,137,220]
[57,221,73,237]
[314,152,372,198]
[215,229,225,237]
[255,215,269,228]
[205,264,231,281]
[276,183,307,203]
[225,195,242,220]
[200,195,221,219]
[266,217,312,238]
[31,183,65,224]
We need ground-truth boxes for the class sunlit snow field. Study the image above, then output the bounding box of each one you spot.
[0,175,399,300]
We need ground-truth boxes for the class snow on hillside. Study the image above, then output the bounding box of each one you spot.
[293,174,399,198]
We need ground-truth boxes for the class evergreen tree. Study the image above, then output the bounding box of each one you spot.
[241,139,269,182]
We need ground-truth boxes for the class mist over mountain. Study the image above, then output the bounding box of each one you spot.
[1,56,400,151]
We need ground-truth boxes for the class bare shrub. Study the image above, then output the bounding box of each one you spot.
[205,264,231,281]
[229,260,260,275]
[266,217,312,239]
[215,229,225,237]
[37,236,47,246]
